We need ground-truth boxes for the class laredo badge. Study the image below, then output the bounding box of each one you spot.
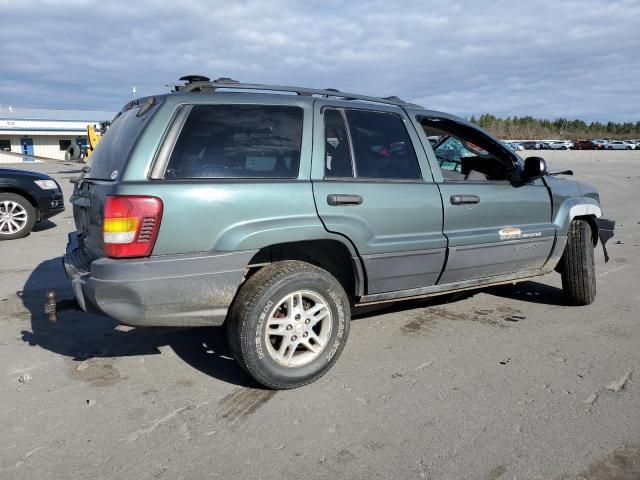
[499,227,522,240]
[499,227,542,240]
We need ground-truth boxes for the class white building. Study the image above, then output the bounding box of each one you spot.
[0,107,115,162]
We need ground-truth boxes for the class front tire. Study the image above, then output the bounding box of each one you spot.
[0,193,36,240]
[227,260,350,389]
[560,219,596,305]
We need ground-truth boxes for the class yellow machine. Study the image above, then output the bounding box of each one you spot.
[82,124,104,162]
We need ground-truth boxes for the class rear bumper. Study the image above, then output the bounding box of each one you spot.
[63,232,256,327]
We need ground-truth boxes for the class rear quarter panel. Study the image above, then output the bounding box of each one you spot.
[115,94,334,256]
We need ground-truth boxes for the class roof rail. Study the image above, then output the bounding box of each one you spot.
[172,75,422,108]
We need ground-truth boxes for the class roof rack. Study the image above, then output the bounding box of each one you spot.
[172,75,422,108]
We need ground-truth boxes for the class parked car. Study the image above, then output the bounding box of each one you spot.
[575,140,598,150]
[64,75,607,389]
[606,140,633,150]
[591,139,608,149]
[548,140,575,150]
[502,141,520,152]
[0,168,64,240]
[519,141,542,150]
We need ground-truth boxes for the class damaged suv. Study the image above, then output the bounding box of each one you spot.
[64,76,608,389]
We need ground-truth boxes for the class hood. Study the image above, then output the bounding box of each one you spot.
[544,175,600,204]
[0,168,55,181]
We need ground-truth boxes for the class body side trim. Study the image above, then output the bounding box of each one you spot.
[358,269,543,304]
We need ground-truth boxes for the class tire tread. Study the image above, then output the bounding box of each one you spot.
[560,219,596,305]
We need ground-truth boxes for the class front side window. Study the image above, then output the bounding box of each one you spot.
[166,105,303,179]
[420,117,514,182]
[345,110,422,180]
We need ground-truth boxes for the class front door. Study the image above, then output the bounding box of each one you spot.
[416,115,555,284]
[312,103,447,295]
[21,138,34,161]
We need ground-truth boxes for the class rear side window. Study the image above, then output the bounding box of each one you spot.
[346,110,421,180]
[165,105,303,179]
[86,108,145,180]
[324,109,354,178]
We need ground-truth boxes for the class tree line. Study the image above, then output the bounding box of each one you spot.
[469,114,640,140]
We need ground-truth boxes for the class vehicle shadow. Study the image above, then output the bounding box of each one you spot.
[32,219,58,232]
[19,257,255,388]
[352,280,567,320]
[483,281,566,306]
[352,290,478,320]
[19,258,567,387]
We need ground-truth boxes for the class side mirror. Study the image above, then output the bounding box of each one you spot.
[523,156,547,181]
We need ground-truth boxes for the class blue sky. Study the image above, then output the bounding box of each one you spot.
[1,0,639,121]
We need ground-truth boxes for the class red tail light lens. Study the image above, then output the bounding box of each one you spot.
[103,195,163,258]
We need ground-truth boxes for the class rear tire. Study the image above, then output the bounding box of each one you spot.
[0,192,36,240]
[560,219,596,305]
[227,260,350,389]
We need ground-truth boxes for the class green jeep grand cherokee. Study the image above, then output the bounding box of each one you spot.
[64,75,606,389]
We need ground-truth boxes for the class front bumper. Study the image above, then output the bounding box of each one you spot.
[63,232,257,327]
[36,188,64,220]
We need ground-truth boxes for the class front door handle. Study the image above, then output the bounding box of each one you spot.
[327,194,363,206]
[450,194,480,205]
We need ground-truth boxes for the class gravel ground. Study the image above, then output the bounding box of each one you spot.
[1,151,639,479]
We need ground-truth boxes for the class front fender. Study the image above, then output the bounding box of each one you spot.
[553,197,602,235]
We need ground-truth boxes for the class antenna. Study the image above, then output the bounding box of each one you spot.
[559,66,583,137]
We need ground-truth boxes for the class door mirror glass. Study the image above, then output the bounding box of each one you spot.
[523,156,548,181]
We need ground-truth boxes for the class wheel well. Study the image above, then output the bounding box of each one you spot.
[247,240,361,297]
[0,187,39,215]
[574,215,599,245]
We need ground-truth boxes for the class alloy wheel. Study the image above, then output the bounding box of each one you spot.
[0,201,28,235]
[265,290,333,367]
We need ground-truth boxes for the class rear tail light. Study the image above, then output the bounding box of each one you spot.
[103,196,163,258]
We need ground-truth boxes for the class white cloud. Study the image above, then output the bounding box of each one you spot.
[0,0,638,121]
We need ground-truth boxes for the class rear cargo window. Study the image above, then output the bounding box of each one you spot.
[86,107,147,180]
[165,105,303,179]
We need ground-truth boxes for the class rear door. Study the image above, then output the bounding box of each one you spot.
[312,102,447,295]
[415,114,555,284]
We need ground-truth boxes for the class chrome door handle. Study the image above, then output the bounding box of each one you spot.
[450,195,480,205]
[327,194,363,206]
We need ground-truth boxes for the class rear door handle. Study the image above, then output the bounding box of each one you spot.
[327,194,363,206]
[450,194,480,205]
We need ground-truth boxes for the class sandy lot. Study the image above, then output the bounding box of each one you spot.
[1,151,639,479]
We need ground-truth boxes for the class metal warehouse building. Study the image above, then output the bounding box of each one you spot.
[0,107,115,162]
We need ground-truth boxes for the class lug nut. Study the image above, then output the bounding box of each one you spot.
[286,325,293,330]
[305,318,310,325]
[291,335,297,341]
[295,314,301,320]
[302,332,308,338]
